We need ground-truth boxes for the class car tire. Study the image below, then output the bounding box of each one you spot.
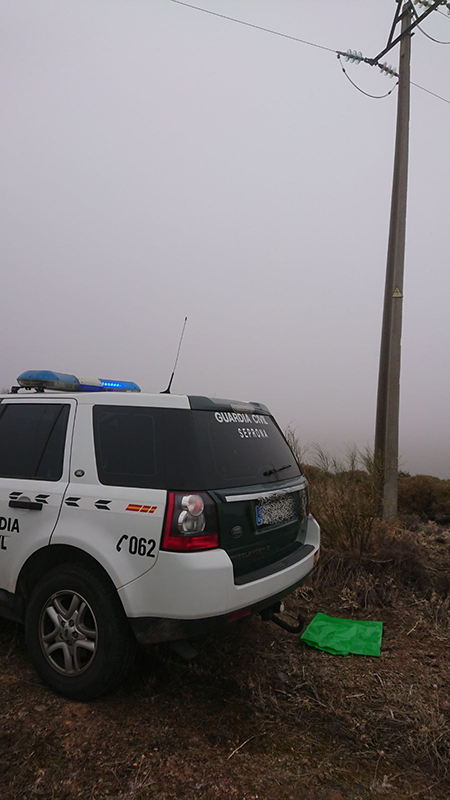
[25,562,136,701]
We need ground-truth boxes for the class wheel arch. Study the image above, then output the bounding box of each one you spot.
[16,544,123,616]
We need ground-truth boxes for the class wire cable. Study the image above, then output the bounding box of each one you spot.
[167,0,337,53]
[411,80,450,103]
[168,0,450,107]
[417,22,450,42]
[337,55,398,99]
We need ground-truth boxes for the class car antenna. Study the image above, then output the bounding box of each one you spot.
[161,316,188,394]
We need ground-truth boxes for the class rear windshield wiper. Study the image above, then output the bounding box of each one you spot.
[263,464,291,477]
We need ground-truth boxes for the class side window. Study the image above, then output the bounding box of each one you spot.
[0,403,70,481]
[93,406,164,488]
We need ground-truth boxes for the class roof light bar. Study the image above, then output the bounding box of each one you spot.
[17,370,141,393]
[99,379,140,392]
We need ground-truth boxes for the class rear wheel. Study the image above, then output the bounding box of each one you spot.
[25,562,136,700]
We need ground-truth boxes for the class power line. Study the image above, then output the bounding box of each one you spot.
[411,80,450,102]
[417,22,450,42]
[167,0,450,107]
[167,0,336,53]
[337,55,398,99]
[338,59,450,106]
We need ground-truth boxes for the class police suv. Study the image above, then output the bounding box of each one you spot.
[0,370,320,699]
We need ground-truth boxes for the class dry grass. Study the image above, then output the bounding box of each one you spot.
[313,529,430,606]
[276,434,450,787]
[244,641,450,786]
[242,550,450,788]
[284,433,384,555]
[1,537,450,799]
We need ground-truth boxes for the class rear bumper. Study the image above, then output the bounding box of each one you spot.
[129,573,311,644]
[119,515,320,639]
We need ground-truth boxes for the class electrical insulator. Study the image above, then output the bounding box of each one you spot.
[344,49,363,64]
[414,0,449,12]
[379,62,397,78]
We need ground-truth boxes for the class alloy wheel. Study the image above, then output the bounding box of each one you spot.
[39,590,98,675]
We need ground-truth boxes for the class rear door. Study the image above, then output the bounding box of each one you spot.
[212,479,310,580]
[52,403,167,589]
[0,399,75,593]
[165,402,311,579]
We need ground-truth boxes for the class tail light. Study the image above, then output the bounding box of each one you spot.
[162,492,219,552]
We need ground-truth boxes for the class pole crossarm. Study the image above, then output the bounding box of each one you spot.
[371,0,445,64]
[386,0,405,56]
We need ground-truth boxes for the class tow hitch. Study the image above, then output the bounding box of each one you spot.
[259,602,307,635]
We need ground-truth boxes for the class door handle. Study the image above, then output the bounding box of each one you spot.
[9,500,43,511]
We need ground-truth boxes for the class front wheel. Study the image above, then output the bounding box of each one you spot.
[25,562,136,700]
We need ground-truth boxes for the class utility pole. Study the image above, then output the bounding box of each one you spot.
[338,0,442,519]
[374,1,412,520]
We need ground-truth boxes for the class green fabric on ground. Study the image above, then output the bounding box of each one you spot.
[300,613,383,657]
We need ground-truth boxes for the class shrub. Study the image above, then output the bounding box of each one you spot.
[398,474,450,521]
[284,433,386,554]
[305,443,384,555]
[300,463,323,484]
[312,527,429,606]
[284,426,309,468]
[283,433,445,606]
[283,432,384,554]
[283,427,326,487]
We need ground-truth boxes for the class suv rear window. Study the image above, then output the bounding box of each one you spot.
[0,403,69,481]
[93,406,300,490]
[171,410,301,489]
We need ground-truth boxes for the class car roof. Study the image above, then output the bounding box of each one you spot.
[0,391,191,408]
[0,392,271,413]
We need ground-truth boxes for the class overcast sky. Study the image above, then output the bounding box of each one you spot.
[1,0,449,477]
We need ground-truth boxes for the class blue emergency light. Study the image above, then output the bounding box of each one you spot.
[17,370,141,393]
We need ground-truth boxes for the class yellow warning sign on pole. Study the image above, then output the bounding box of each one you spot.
[392,286,403,298]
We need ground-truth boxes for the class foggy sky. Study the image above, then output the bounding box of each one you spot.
[1,0,449,477]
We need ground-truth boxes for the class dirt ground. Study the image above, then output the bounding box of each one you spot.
[1,532,450,800]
